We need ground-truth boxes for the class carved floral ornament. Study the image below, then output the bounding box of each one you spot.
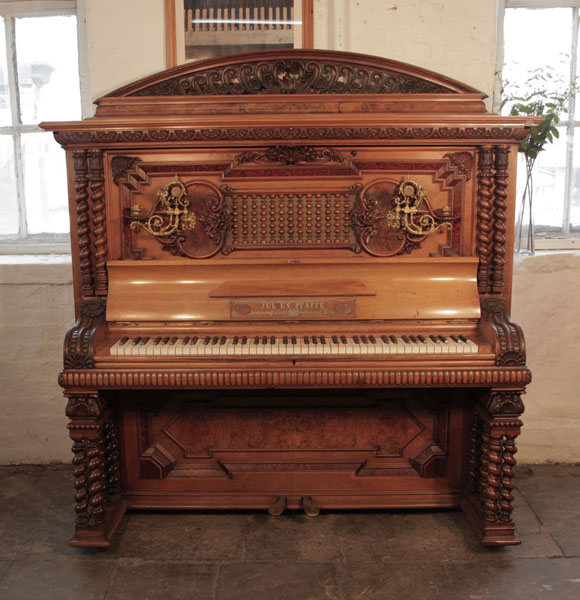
[129,174,456,259]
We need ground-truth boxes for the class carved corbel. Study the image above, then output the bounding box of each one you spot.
[480,297,526,367]
[63,298,106,369]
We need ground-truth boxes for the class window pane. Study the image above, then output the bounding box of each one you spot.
[0,18,12,126]
[0,135,19,235]
[515,127,568,234]
[503,8,572,108]
[571,129,580,231]
[21,131,69,234]
[15,16,81,125]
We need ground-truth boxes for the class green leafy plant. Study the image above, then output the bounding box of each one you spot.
[500,68,578,252]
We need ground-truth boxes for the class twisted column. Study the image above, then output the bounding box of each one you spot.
[73,150,93,294]
[88,150,107,293]
[492,146,510,293]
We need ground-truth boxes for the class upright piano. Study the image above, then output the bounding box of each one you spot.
[42,50,534,548]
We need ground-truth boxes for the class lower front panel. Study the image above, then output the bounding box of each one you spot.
[120,388,469,509]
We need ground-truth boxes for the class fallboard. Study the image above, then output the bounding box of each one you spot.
[106,257,480,322]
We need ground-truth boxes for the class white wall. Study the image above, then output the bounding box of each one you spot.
[0,0,578,464]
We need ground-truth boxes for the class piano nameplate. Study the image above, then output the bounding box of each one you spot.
[230,299,356,320]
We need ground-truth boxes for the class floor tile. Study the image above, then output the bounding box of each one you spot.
[444,557,580,600]
[105,561,217,600]
[216,562,338,600]
[0,559,115,600]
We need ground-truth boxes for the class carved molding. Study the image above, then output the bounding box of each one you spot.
[53,126,529,147]
[236,145,344,165]
[480,298,526,367]
[58,367,532,389]
[63,299,106,369]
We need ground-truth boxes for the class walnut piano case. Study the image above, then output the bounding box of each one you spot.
[42,50,534,548]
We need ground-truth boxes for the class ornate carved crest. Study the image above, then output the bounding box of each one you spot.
[66,393,105,418]
[236,145,344,165]
[130,57,455,97]
[444,152,473,180]
[480,298,526,367]
[111,155,139,185]
[486,392,525,416]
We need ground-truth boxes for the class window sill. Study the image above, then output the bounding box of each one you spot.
[0,254,72,285]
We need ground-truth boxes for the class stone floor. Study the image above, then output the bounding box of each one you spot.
[0,464,579,599]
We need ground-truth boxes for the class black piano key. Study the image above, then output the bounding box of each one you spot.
[291,336,297,344]
[430,334,439,343]
[381,335,389,343]
[203,336,211,345]
[262,336,268,345]
[211,336,219,345]
[132,336,142,345]
[341,336,347,344]
[459,335,469,343]
[332,336,338,344]
[190,336,199,345]
[439,335,449,343]
[418,335,428,344]
[390,335,398,344]
[140,337,149,345]
[304,336,310,344]
[369,335,376,344]
[241,336,247,344]
[161,337,169,345]
[270,336,275,345]
[320,336,326,345]
[169,337,177,345]
[120,337,129,345]
[253,336,260,344]
[233,336,239,345]
[182,336,190,345]
[153,337,162,345]
[353,335,360,344]
[361,335,368,344]
[283,336,288,345]
[312,336,318,345]
[219,336,226,345]
[402,335,411,343]
[409,335,418,343]
[451,335,460,343]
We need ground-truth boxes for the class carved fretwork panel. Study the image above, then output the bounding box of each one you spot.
[117,149,470,260]
[131,390,454,483]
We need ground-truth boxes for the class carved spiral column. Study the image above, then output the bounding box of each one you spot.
[476,147,494,294]
[73,150,93,294]
[500,434,518,521]
[104,418,121,496]
[467,412,483,493]
[492,146,510,293]
[88,150,107,294]
[71,440,89,524]
[86,438,107,524]
[65,392,113,527]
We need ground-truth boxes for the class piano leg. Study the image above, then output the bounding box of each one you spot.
[65,391,126,548]
[461,389,524,546]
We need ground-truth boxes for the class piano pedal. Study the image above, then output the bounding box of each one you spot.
[300,496,320,517]
[267,496,287,516]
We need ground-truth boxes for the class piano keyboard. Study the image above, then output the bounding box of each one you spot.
[110,335,478,357]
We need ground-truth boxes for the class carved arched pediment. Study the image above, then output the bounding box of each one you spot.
[105,49,482,98]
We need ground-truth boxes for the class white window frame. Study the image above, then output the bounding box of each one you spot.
[496,0,580,250]
[0,0,89,255]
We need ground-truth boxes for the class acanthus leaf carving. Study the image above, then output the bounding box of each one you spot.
[480,298,526,367]
[63,299,106,370]
[111,155,140,185]
[236,145,344,165]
